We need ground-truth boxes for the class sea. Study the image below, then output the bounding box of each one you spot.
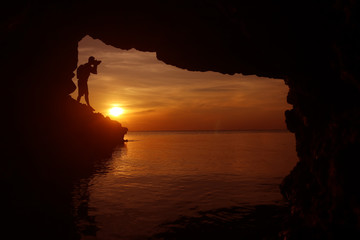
[72,130,298,240]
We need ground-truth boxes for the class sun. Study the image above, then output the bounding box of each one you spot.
[109,107,124,117]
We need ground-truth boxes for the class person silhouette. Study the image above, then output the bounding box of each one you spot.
[76,56,101,111]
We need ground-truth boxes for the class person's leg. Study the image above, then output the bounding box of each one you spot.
[84,88,95,111]
[77,81,82,102]
[85,93,90,106]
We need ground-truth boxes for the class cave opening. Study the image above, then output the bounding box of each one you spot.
[73,35,292,132]
[70,35,299,239]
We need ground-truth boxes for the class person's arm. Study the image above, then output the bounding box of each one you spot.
[90,65,98,74]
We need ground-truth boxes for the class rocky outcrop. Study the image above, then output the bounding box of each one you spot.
[2,0,360,239]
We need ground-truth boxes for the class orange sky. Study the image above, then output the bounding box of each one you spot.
[71,36,291,131]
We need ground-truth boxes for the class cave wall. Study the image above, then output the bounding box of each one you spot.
[2,0,360,239]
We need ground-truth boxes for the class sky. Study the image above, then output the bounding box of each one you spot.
[71,35,291,131]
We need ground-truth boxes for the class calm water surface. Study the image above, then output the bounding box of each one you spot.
[73,131,297,239]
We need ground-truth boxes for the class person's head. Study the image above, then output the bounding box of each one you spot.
[88,56,95,64]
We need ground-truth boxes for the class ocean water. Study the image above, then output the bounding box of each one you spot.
[73,131,297,239]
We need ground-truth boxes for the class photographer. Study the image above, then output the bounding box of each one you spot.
[76,56,101,111]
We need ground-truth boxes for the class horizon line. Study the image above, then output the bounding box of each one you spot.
[127,129,289,133]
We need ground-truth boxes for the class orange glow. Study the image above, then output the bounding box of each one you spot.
[109,107,124,117]
[72,36,291,131]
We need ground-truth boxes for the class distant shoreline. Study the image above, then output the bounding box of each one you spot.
[127,129,289,133]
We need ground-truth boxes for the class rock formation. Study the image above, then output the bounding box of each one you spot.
[2,0,360,239]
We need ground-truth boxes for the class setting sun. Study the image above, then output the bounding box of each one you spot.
[109,107,124,117]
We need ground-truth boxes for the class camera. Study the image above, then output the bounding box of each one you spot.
[94,59,102,65]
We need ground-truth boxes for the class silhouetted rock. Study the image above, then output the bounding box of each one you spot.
[2,1,360,239]
[1,93,127,239]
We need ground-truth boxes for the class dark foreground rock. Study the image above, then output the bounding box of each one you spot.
[2,95,127,239]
